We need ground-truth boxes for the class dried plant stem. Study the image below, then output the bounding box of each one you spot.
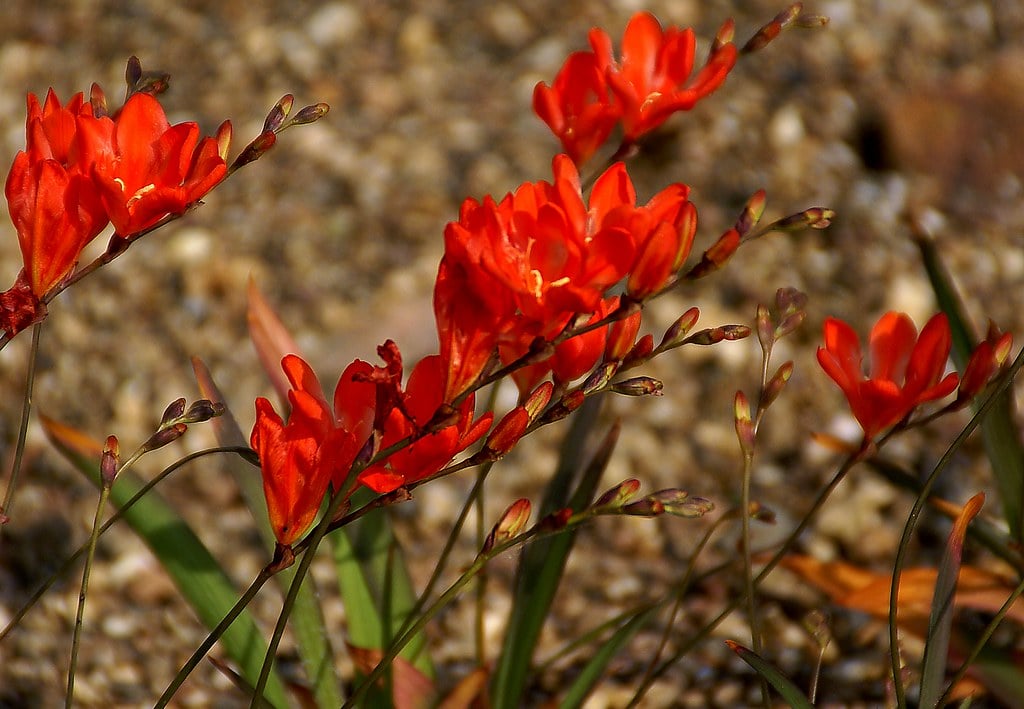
[887,346,1024,708]
[66,480,111,708]
[0,322,42,538]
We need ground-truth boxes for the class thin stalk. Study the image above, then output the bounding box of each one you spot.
[474,383,501,665]
[887,348,1024,708]
[0,322,42,536]
[156,565,275,708]
[65,479,111,708]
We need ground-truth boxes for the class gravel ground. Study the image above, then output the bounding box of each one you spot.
[1,1,1022,707]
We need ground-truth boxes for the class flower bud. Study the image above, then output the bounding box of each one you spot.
[263,94,294,134]
[288,102,331,127]
[593,479,642,509]
[143,423,187,453]
[734,391,755,454]
[485,407,530,458]
[760,361,794,410]
[581,362,618,395]
[611,377,663,397]
[101,435,120,486]
[160,398,187,426]
[231,131,277,170]
[183,399,225,424]
[482,498,532,553]
[658,308,701,351]
[524,381,554,421]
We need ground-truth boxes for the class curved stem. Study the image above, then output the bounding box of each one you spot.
[66,481,111,708]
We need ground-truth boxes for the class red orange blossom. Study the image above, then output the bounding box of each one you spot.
[252,343,491,546]
[534,11,737,165]
[817,312,1011,442]
[434,154,692,401]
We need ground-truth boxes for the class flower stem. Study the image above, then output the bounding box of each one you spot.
[0,322,42,539]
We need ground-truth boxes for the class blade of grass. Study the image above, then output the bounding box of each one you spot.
[916,233,1024,543]
[490,398,612,709]
[725,640,815,709]
[194,358,343,706]
[42,416,290,708]
[334,487,433,677]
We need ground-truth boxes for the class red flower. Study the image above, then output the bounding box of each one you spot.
[251,355,361,546]
[4,91,109,301]
[534,12,737,165]
[435,155,694,401]
[592,12,737,143]
[87,92,230,236]
[817,312,959,440]
[357,346,492,493]
[533,51,619,166]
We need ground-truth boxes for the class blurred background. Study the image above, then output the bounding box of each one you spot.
[1,0,1022,705]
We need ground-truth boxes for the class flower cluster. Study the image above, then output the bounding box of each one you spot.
[252,342,491,545]
[2,86,230,336]
[534,12,738,165]
[435,154,688,401]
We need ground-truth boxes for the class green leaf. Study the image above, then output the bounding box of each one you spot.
[725,641,815,709]
[491,399,614,709]
[194,358,343,707]
[333,488,433,678]
[917,236,1024,544]
[920,494,984,708]
[42,415,290,708]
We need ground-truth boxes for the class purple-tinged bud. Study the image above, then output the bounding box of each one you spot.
[657,307,701,353]
[143,423,187,453]
[771,207,835,232]
[183,399,225,424]
[582,362,618,395]
[594,479,642,509]
[89,83,109,118]
[649,489,714,518]
[482,498,532,553]
[775,287,808,314]
[622,498,664,517]
[611,377,663,397]
[684,324,751,346]
[160,398,187,426]
[124,56,143,92]
[288,102,331,127]
[231,131,277,170]
[101,435,120,486]
[741,3,804,54]
[537,390,585,425]
[263,94,294,134]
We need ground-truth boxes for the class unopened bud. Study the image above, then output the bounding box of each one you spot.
[524,381,554,421]
[658,308,701,351]
[622,497,664,517]
[760,361,794,410]
[772,207,835,231]
[734,391,755,453]
[686,228,740,279]
[684,324,751,346]
[622,334,655,368]
[606,307,642,362]
[742,2,804,54]
[143,423,187,452]
[485,407,530,458]
[711,18,736,54]
[582,362,618,395]
[263,94,294,134]
[101,435,120,486]
[756,303,773,351]
[538,390,585,425]
[735,190,767,237]
[611,377,663,397]
[288,102,331,127]
[231,131,277,170]
[89,83,109,118]
[160,398,187,426]
[649,489,713,518]
[216,121,233,162]
[183,399,225,424]
[594,479,642,509]
[482,498,532,554]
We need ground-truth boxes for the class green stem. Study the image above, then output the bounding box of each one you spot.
[66,480,111,708]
